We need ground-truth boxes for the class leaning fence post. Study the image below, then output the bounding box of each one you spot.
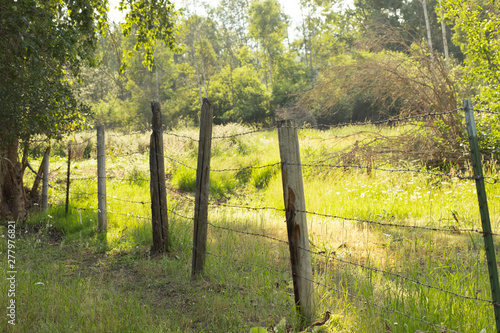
[31,146,50,199]
[41,148,50,211]
[65,140,71,215]
[97,125,107,232]
[464,98,500,332]
[192,98,213,277]
[150,101,169,253]
[277,120,314,324]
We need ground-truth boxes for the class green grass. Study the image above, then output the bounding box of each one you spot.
[2,123,499,332]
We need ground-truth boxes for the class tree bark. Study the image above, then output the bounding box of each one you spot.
[267,40,273,85]
[421,0,434,60]
[441,19,449,60]
[0,138,26,220]
[193,49,204,108]
[439,1,449,60]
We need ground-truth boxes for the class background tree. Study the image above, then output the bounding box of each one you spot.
[440,0,500,109]
[0,0,179,220]
[248,0,289,87]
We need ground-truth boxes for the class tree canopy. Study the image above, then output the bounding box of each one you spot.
[0,0,179,219]
[0,0,179,142]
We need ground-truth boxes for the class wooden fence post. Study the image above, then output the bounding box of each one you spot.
[150,101,169,253]
[192,98,213,277]
[277,120,314,324]
[30,146,50,199]
[41,148,50,211]
[65,141,71,215]
[464,99,500,332]
[97,125,107,232]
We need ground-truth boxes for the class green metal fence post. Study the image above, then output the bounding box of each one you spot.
[464,98,500,332]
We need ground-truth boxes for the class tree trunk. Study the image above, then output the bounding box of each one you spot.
[267,40,273,85]
[229,57,236,108]
[0,138,26,220]
[199,43,208,98]
[193,49,204,107]
[441,20,449,60]
[439,1,449,60]
[421,0,434,60]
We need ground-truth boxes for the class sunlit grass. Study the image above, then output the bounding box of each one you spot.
[4,124,500,332]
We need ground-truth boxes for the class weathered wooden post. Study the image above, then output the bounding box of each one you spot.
[192,98,213,277]
[97,125,107,232]
[30,146,50,199]
[277,120,314,324]
[65,141,71,215]
[41,148,50,211]
[150,101,169,253]
[464,99,500,332]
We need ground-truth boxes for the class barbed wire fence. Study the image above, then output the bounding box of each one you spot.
[34,98,500,332]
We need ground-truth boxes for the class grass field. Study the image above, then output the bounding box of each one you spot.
[1,123,499,332]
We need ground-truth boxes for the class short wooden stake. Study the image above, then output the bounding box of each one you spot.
[65,141,71,215]
[30,146,50,199]
[192,98,213,277]
[150,101,169,253]
[97,125,107,232]
[464,99,500,332]
[41,149,50,211]
[277,120,314,324]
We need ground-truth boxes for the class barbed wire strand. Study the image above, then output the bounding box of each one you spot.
[204,237,461,332]
[107,210,151,221]
[474,108,500,115]
[296,271,462,333]
[208,221,496,306]
[306,108,464,130]
[70,191,97,196]
[211,126,278,140]
[161,152,500,182]
[300,209,500,236]
[164,186,497,236]
[108,196,150,205]
[163,131,199,142]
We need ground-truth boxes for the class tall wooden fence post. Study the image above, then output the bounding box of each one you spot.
[41,148,50,211]
[277,120,314,324]
[192,98,213,277]
[65,141,71,215]
[97,125,107,232]
[464,99,500,332]
[150,101,169,253]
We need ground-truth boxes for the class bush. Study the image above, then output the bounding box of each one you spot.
[476,114,500,162]
[171,167,196,192]
[251,165,278,189]
[127,166,149,186]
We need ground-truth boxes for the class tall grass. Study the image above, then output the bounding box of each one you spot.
[3,123,499,332]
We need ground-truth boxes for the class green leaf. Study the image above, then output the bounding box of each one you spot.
[249,328,269,333]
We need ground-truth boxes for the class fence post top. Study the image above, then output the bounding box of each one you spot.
[277,119,295,127]
[463,99,473,109]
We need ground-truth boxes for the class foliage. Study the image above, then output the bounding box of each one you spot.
[299,33,471,166]
[207,64,271,124]
[0,0,106,141]
[438,0,500,160]
[476,114,500,161]
[119,0,179,71]
[439,0,500,110]
[70,0,500,163]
